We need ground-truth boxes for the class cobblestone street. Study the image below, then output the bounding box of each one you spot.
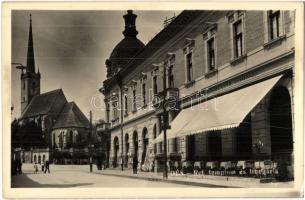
[11,164,195,188]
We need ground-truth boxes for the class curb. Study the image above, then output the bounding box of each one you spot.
[95,172,240,188]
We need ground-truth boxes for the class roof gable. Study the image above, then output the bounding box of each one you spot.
[20,89,66,119]
[52,102,90,129]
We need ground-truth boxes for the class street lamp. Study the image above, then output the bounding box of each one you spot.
[115,69,124,171]
[152,61,179,179]
[88,144,94,173]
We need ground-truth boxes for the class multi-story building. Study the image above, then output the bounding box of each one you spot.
[101,10,295,177]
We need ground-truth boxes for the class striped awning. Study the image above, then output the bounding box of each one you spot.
[152,75,282,144]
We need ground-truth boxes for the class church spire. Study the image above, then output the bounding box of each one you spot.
[26,14,35,73]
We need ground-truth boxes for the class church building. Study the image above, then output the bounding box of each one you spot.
[15,15,90,164]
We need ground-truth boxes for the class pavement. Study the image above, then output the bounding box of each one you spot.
[96,168,294,188]
[11,164,194,188]
[11,163,294,188]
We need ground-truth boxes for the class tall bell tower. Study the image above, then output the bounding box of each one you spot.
[20,14,41,114]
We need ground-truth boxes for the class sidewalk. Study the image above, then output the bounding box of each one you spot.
[94,168,294,188]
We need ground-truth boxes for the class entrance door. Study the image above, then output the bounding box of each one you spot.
[133,131,138,160]
[113,137,119,168]
[236,114,252,160]
[269,86,293,161]
[207,131,222,161]
[141,128,148,165]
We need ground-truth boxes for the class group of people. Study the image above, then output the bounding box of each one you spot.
[11,159,23,175]
[34,160,50,174]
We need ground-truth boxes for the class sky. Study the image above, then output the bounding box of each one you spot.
[11,10,179,122]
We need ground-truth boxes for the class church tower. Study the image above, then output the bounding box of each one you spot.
[21,15,41,113]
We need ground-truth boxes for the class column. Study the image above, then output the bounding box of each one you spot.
[251,98,271,158]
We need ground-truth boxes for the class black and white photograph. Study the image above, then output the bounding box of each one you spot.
[3,1,304,198]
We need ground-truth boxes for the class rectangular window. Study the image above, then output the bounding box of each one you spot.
[186,52,193,82]
[132,89,136,111]
[233,20,243,58]
[124,95,128,115]
[207,37,215,71]
[112,101,118,120]
[142,83,146,106]
[269,11,280,40]
[153,76,158,95]
[168,66,174,88]
[106,103,110,122]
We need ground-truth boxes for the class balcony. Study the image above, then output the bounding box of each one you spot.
[152,88,179,115]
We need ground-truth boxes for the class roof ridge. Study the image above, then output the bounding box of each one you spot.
[39,88,62,96]
[47,89,67,116]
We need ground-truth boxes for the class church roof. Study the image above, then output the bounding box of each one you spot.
[52,102,90,129]
[20,89,66,119]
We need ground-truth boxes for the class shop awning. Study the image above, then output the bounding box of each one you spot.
[152,75,282,144]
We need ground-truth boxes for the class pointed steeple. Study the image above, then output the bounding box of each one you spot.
[26,14,35,73]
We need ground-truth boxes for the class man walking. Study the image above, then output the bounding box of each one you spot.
[44,160,50,173]
[133,156,138,174]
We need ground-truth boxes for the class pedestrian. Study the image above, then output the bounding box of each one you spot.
[41,162,45,172]
[133,157,138,174]
[18,160,22,174]
[34,162,38,174]
[44,160,50,173]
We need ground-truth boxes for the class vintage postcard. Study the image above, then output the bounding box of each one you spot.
[2,1,304,198]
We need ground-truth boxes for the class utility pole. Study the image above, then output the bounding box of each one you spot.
[162,63,168,179]
[116,70,124,171]
[89,111,93,173]
[120,78,124,171]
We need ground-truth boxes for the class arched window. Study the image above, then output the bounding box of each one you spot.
[141,128,148,165]
[133,131,138,159]
[113,137,119,168]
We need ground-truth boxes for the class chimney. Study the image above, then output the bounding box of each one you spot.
[122,10,138,38]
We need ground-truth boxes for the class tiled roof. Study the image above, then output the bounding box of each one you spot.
[20,89,65,119]
[52,102,90,129]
